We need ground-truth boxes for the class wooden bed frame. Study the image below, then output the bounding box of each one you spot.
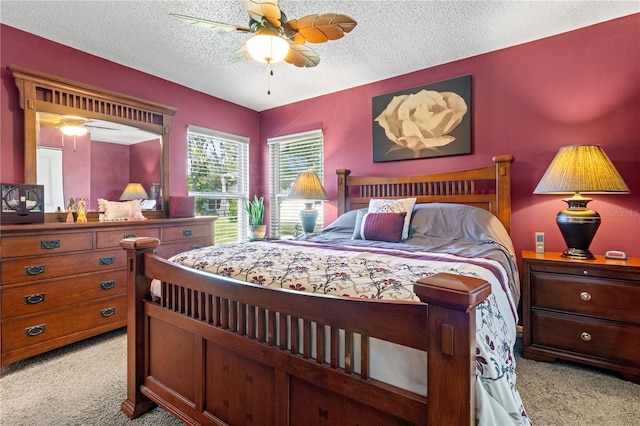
[120,155,514,425]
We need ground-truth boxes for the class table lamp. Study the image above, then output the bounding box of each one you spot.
[120,183,149,201]
[534,145,629,259]
[288,172,328,233]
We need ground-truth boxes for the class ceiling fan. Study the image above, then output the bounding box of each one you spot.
[170,0,357,68]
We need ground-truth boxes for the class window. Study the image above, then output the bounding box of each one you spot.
[268,129,324,238]
[187,126,249,244]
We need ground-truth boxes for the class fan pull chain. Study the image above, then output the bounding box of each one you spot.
[267,62,273,95]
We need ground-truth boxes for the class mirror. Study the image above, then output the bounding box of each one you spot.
[10,65,176,217]
[36,112,162,212]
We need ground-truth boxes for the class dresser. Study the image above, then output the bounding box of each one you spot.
[521,250,640,383]
[0,217,215,370]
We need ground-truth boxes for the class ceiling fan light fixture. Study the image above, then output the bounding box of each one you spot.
[60,125,88,137]
[246,30,289,63]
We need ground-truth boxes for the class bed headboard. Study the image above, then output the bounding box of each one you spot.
[336,155,514,233]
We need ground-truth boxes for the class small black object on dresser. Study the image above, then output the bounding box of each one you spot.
[521,250,640,383]
[1,183,44,224]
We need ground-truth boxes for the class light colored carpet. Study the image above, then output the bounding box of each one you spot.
[1,328,639,425]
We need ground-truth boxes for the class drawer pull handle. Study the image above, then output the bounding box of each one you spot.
[25,324,46,337]
[99,256,115,265]
[25,293,46,304]
[41,240,60,249]
[580,292,592,301]
[183,229,193,237]
[580,332,592,342]
[101,307,116,317]
[123,233,137,238]
[25,265,45,275]
[100,280,116,290]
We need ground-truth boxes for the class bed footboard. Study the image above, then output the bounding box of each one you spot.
[120,238,490,425]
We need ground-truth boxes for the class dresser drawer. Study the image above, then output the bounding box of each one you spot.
[1,295,127,354]
[162,223,212,243]
[531,272,640,323]
[1,270,126,318]
[1,231,94,258]
[96,226,160,248]
[156,238,210,259]
[1,249,125,285]
[531,310,640,367]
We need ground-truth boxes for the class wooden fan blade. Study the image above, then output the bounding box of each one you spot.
[285,13,357,44]
[284,43,320,68]
[170,13,250,33]
[242,0,282,28]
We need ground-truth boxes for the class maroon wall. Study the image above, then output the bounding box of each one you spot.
[259,14,640,258]
[2,15,638,259]
[0,24,261,205]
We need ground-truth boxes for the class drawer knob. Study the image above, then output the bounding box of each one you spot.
[25,324,46,337]
[100,280,116,290]
[101,307,116,317]
[41,240,60,249]
[582,270,589,275]
[99,256,115,265]
[580,332,592,342]
[580,292,592,301]
[25,293,46,304]
[25,265,45,276]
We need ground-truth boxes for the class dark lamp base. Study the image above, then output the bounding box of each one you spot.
[561,247,595,260]
[557,194,600,260]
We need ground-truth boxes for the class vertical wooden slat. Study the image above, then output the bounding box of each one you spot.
[330,327,339,369]
[279,314,288,350]
[268,310,277,346]
[360,335,370,380]
[344,331,354,374]
[291,316,300,355]
[302,320,312,359]
[257,307,266,342]
[316,323,326,364]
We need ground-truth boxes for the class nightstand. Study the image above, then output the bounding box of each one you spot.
[521,250,640,383]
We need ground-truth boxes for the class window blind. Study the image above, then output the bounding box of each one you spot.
[268,129,324,238]
[188,126,249,244]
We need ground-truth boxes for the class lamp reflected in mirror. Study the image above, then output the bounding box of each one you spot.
[534,145,629,259]
[120,183,149,201]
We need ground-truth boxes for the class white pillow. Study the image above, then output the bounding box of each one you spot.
[368,198,417,240]
[98,198,146,221]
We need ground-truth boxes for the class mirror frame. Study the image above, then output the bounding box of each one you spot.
[9,65,176,218]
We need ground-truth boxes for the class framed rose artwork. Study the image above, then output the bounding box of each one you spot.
[372,75,471,162]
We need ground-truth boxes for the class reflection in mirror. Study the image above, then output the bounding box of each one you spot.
[36,112,162,212]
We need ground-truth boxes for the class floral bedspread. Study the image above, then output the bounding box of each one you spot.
[169,239,530,425]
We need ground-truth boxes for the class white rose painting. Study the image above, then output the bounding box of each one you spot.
[372,75,471,162]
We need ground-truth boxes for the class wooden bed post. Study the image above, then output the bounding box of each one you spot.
[120,237,161,419]
[492,155,514,234]
[335,169,351,215]
[413,273,491,426]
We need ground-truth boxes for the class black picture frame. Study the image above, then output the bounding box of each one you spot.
[372,75,472,163]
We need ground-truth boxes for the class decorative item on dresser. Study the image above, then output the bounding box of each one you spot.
[0,217,215,374]
[521,250,640,383]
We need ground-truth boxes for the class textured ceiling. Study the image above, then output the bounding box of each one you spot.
[1,1,638,112]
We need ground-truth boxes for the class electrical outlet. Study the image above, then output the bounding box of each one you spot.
[535,232,545,253]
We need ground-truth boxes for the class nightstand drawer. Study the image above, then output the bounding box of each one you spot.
[1,270,127,318]
[1,232,94,258]
[1,249,125,285]
[531,272,640,323]
[532,310,640,367]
